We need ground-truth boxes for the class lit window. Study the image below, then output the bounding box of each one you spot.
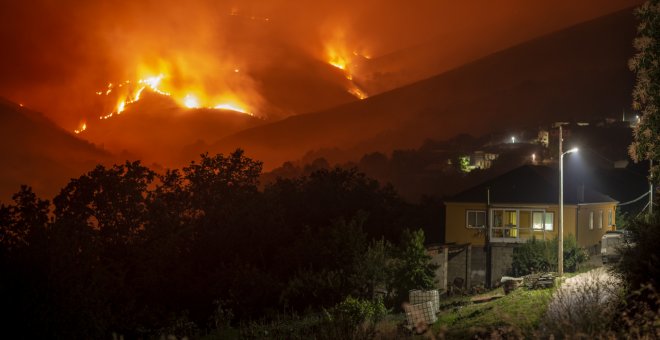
[505,210,517,226]
[608,210,613,226]
[466,210,486,228]
[533,211,553,230]
[599,211,603,229]
[544,212,554,231]
[532,212,544,230]
[589,211,594,230]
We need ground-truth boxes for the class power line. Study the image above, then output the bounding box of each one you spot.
[619,191,650,206]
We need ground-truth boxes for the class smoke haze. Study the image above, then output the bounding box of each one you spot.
[0,0,637,130]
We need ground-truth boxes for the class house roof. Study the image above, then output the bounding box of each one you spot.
[446,165,617,205]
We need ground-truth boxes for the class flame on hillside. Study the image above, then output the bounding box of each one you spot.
[74,122,87,134]
[324,34,369,100]
[96,72,252,118]
[77,58,257,133]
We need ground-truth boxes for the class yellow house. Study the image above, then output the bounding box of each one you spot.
[445,165,617,253]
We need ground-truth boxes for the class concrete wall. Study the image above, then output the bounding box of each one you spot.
[427,244,473,291]
[427,244,511,291]
[427,245,448,291]
[470,246,487,287]
[490,244,515,287]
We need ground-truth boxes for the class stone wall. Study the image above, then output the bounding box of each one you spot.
[427,245,448,291]
[427,243,517,291]
[490,243,515,287]
[470,246,487,287]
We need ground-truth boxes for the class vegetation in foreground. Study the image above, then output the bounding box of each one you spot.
[431,287,552,339]
[0,150,440,338]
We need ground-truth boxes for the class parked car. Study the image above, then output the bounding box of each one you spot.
[601,230,624,265]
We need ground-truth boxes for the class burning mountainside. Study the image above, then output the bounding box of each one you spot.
[324,31,370,100]
[0,0,641,173]
[75,71,253,134]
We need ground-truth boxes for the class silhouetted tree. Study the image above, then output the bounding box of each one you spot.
[0,150,425,337]
[389,229,438,308]
[0,185,49,250]
[629,0,660,181]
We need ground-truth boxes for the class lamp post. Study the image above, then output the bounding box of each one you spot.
[558,124,578,277]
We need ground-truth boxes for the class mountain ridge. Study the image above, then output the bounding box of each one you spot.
[201,7,637,169]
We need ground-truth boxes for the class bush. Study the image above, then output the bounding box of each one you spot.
[542,268,622,336]
[511,235,588,276]
[541,276,660,339]
[615,213,660,293]
[323,296,388,339]
[388,229,438,308]
[511,238,553,276]
[238,297,388,340]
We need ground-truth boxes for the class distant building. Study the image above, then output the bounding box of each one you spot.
[458,151,499,173]
[470,151,498,170]
[537,130,549,147]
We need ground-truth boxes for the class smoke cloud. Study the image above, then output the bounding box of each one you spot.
[0,0,637,129]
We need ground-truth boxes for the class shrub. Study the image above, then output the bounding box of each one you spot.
[511,237,553,276]
[388,229,438,308]
[511,235,588,276]
[615,212,660,292]
[323,296,388,339]
[238,297,388,340]
[542,268,622,336]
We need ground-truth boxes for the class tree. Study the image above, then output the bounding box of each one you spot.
[0,186,49,250]
[53,161,155,247]
[389,229,437,308]
[615,213,660,291]
[629,0,660,182]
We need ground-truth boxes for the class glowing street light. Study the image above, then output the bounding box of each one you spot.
[558,124,578,277]
[511,136,516,143]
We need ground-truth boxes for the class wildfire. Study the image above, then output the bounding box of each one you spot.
[325,44,369,100]
[183,94,200,109]
[214,103,250,114]
[328,48,349,71]
[348,86,368,100]
[74,122,87,134]
[83,67,253,133]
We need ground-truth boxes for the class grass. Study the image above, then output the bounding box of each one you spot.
[432,286,553,339]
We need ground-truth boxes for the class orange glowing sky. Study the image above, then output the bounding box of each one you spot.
[0,0,638,132]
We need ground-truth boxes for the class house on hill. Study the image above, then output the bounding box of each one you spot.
[433,165,617,289]
[445,165,617,250]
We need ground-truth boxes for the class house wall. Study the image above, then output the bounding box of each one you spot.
[445,202,580,246]
[575,203,617,253]
[445,202,488,245]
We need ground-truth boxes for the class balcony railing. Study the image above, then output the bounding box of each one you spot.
[490,226,551,243]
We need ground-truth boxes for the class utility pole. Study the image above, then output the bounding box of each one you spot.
[558,125,564,277]
[556,124,578,277]
[485,187,491,288]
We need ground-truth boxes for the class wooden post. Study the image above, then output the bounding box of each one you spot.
[442,245,449,292]
[466,244,472,289]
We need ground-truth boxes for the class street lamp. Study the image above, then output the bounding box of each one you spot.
[558,124,578,277]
